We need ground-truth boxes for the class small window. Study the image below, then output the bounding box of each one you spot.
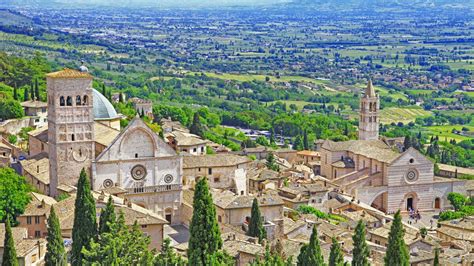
[218,215,222,223]
[66,96,72,106]
[193,148,197,152]
[35,216,40,224]
[214,177,220,183]
[141,225,148,229]
[201,147,205,153]
[198,168,201,172]
[35,231,41,238]
[166,185,172,190]
[409,158,414,164]
[59,96,65,106]
[71,134,75,141]
[83,95,88,105]
[76,95,82,106]
[135,153,138,158]
[27,217,32,224]
[208,168,212,175]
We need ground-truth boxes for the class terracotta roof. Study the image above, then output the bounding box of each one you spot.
[28,126,48,142]
[20,193,56,217]
[21,153,50,185]
[322,139,399,163]
[297,150,320,157]
[94,122,120,147]
[438,163,474,176]
[20,100,47,108]
[213,191,284,209]
[165,131,209,147]
[0,224,43,257]
[183,154,251,168]
[46,68,92,79]
[223,238,264,257]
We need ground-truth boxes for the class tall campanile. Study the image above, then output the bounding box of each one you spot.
[47,67,95,197]
[358,80,379,141]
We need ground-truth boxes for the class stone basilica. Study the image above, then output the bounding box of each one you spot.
[31,68,182,224]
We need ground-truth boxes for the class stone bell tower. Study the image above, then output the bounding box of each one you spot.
[358,80,379,141]
[47,66,95,197]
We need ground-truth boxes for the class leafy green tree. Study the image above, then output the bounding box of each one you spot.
[447,192,467,211]
[98,196,116,235]
[154,238,186,266]
[251,246,290,266]
[352,220,369,266]
[188,178,223,265]
[384,211,409,266]
[71,169,97,266]
[0,168,31,222]
[190,112,204,137]
[293,135,304,151]
[2,216,18,266]
[83,211,154,265]
[266,152,280,172]
[297,225,324,266]
[0,99,24,120]
[329,237,344,266]
[45,207,66,266]
[248,198,266,243]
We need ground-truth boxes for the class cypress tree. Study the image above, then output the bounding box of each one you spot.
[2,216,18,266]
[71,168,97,266]
[190,112,204,137]
[45,207,66,266]
[29,83,34,102]
[23,87,29,101]
[433,248,439,266]
[98,196,116,235]
[247,198,266,243]
[34,78,40,101]
[13,85,18,101]
[352,220,369,266]
[303,129,309,150]
[101,84,106,96]
[384,211,409,266]
[329,237,344,266]
[297,225,324,266]
[187,178,222,265]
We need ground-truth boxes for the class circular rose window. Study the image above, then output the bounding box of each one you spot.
[103,179,114,188]
[164,174,174,184]
[405,170,418,182]
[131,165,147,181]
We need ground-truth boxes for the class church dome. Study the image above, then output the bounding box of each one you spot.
[92,89,119,120]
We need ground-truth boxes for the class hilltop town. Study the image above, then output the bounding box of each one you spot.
[0,65,472,265]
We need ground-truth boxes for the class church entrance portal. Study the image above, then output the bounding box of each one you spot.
[435,198,441,209]
[165,208,172,223]
[406,197,413,211]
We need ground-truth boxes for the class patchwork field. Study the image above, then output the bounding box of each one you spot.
[423,125,474,142]
[379,107,431,124]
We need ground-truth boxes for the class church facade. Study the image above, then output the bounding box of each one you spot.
[45,68,183,224]
[320,81,466,213]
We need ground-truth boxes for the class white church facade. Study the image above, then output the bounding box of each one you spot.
[320,81,466,213]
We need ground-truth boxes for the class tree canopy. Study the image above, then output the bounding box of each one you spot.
[0,167,31,222]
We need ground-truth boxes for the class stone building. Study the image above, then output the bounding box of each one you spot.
[358,80,379,141]
[130,97,153,119]
[20,100,48,128]
[46,68,96,197]
[0,140,12,167]
[92,117,183,224]
[165,130,209,155]
[0,224,46,266]
[182,154,251,195]
[319,80,466,213]
[26,68,183,226]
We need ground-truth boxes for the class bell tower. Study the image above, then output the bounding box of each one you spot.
[359,80,379,140]
[47,67,95,197]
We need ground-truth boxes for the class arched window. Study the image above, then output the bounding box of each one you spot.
[76,95,82,106]
[60,96,65,106]
[66,96,73,106]
[71,134,75,141]
[83,95,88,105]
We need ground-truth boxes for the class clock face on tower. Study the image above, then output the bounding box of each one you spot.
[72,147,89,162]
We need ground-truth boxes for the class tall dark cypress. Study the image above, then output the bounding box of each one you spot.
[29,83,34,102]
[23,87,29,101]
[187,178,222,265]
[13,85,18,101]
[247,198,266,243]
[98,196,116,235]
[34,78,40,101]
[45,207,66,266]
[297,225,324,266]
[71,168,97,266]
[2,216,18,266]
[352,220,370,266]
[384,211,409,266]
[329,237,344,266]
[190,112,204,137]
[433,248,439,266]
